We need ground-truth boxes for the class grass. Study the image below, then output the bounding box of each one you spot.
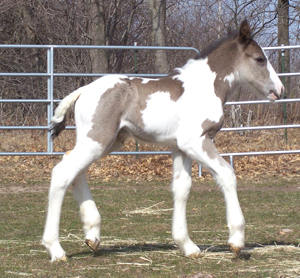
[1,178,300,277]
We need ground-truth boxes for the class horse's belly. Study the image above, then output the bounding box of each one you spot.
[120,116,178,146]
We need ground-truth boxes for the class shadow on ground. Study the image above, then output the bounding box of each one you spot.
[68,241,299,261]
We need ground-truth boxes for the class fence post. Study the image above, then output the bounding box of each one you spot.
[47,47,54,154]
[230,155,234,169]
[134,42,139,159]
[198,164,202,177]
[281,44,288,144]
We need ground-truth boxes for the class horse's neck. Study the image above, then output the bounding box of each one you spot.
[178,58,235,106]
[213,74,236,105]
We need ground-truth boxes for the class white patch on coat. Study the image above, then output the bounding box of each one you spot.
[174,58,224,145]
[262,49,283,96]
[266,60,283,95]
[141,78,159,84]
[129,77,158,84]
[224,73,235,87]
[141,91,179,143]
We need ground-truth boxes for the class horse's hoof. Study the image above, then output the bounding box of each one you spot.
[51,255,67,262]
[228,244,242,256]
[57,255,67,262]
[85,238,100,252]
[188,252,201,259]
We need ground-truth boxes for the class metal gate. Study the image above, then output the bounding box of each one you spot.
[1,44,300,174]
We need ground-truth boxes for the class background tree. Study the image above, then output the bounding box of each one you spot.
[277,0,290,95]
[87,0,108,76]
[147,0,168,73]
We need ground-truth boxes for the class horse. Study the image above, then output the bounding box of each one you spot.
[42,20,284,262]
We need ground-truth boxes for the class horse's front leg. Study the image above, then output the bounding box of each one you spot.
[178,135,245,255]
[171,149,201,257]
[72,172,101,252]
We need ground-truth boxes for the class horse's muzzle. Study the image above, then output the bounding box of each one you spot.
[269,86,284,101]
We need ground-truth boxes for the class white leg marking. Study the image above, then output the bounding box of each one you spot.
[178,136,245,254]
[214,163,245,253]
[171,149,201,257]
[42,161,69,262]
[72,172,101,252]
[42,144,101,262]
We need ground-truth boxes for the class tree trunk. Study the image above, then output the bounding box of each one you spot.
[87,0,108,75]
[147,0,168,74]
[277,0,290,96]
[19,1,36,43]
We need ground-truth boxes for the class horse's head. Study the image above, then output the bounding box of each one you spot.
[236,20,284,101]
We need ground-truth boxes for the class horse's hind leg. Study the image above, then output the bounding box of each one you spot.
[72,170,100,252]
[42,142,102,262]
[71,136,126,253]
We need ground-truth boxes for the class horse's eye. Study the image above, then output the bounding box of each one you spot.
[255,57,265,63]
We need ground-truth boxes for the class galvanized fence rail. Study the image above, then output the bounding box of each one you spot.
[0,44,300,175]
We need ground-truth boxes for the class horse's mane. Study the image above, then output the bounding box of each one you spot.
[195,29,239,60]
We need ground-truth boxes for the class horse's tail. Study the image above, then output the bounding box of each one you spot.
[51,89,82,139]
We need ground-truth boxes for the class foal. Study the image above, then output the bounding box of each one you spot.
[43,20,283,261]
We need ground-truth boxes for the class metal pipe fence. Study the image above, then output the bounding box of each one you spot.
[0,44,300,175]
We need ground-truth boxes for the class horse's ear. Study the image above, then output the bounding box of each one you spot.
[238,19,252,44]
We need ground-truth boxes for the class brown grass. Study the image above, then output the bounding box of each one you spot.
[0,127,299,185]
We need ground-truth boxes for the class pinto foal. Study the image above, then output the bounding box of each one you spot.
[43,20,283,261]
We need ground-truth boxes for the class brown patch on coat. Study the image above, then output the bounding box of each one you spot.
[207,40,239,104]
[201,134,227,168]
[201,118,226,166]
[87,81,136,146]
[201,117,224,140]
[130,75,184,103]
[87,76,184,146]
[205,20,267,105]
[209,37,268,105]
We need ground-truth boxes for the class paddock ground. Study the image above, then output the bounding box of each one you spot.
[1,128,300,276]
[0,176,300,278]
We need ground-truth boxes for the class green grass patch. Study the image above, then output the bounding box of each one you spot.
[0,178,300,277]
